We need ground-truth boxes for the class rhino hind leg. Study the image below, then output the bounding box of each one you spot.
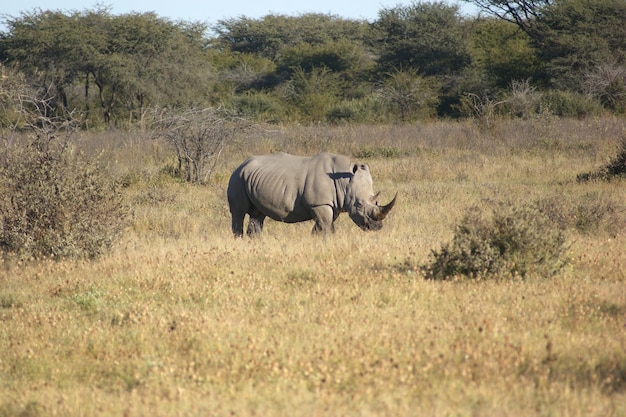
[246,212,266,237]
[231,212,245,237]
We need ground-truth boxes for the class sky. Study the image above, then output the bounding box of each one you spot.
[1,0,480,30]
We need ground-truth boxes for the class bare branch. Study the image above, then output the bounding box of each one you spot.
[462,0,551,32]
[151,107,253,183]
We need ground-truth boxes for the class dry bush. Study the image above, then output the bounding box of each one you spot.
[536,191,626,236]
[577,136,626,182]
[151,107,252,183]
[583,64,626,113]
[0,86,127,260]
[506,79,542,118]
[0,139,128,260]
[422,202,568,280]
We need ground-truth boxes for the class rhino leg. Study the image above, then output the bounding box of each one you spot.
[311,205,335,234]
[231,211,245,237]
[229,199,248,237]
[227,176,249,237]
[246,211,266,237]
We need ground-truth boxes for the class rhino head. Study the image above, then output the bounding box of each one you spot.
[345,163,397,231]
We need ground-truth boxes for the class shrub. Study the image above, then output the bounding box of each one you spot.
[0,139,128,260]
[539,90,604,118]
[151,107,252,183]
[422,202,568,280]
[377,69,440,122]
[535,193,626,236]
[231,92,286,123]
[326,96,387,124]
[501,79,542,119]
[326,100,364,124]
[577,137,626,182]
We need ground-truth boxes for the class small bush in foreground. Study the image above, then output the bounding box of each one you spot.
[422,202,568,280]
[0,140,128,260]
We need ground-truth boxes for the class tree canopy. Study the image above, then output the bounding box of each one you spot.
[1,6,212,126]
[1,0,625,126]
[372,2,471,77]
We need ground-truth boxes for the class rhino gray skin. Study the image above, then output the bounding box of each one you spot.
[227,152,397,237]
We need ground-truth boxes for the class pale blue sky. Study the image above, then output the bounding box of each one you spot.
[1,1,479,30]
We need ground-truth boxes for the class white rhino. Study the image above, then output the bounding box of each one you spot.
[227,152,396,237]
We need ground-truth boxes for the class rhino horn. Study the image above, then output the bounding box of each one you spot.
[371,193,397,221]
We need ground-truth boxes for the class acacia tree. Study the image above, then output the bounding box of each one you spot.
[0,8,105,116]
[92,13,212,126]
[468,17,539,88]
[460,0,551,33]
[1,7,213,127]
[212,13,370,61]
[372,1,471,77]
[462,0,626,94]
[529,0,626,91]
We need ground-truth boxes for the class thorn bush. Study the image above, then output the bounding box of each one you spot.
[0,139,128,260]
[422,202,568,280]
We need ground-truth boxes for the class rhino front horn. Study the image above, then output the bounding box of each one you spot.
[372,193,397,221]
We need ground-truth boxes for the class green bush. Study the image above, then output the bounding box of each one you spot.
[422,202,568,280]
[540,90,604,118]
[0,139,128,260]
[231,92,286,123]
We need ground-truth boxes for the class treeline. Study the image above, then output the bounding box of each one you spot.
[1,0,625,128]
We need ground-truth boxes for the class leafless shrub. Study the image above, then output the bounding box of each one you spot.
[507,79,542,118]
[151,107,252,183]
[583,64,626,112]
[460,93,508,130]
[462,80,541,129]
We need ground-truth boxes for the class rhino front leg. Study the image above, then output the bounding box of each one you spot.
[311,205,335,234]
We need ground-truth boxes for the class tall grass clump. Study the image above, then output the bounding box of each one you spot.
[422,202,568,280]
[0,138,128,260]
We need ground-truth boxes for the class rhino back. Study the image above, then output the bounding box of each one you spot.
[240,153,350,221]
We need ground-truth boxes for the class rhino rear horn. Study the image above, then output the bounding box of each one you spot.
[371,193,397,221]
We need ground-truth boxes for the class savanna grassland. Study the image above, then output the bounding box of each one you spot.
[1,117,625,416]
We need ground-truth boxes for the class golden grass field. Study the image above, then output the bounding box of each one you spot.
[1,117,625,416]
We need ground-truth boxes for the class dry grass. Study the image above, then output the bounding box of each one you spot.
[1,117,625,416]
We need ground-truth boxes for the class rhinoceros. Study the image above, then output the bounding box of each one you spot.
[227,152,396,237]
